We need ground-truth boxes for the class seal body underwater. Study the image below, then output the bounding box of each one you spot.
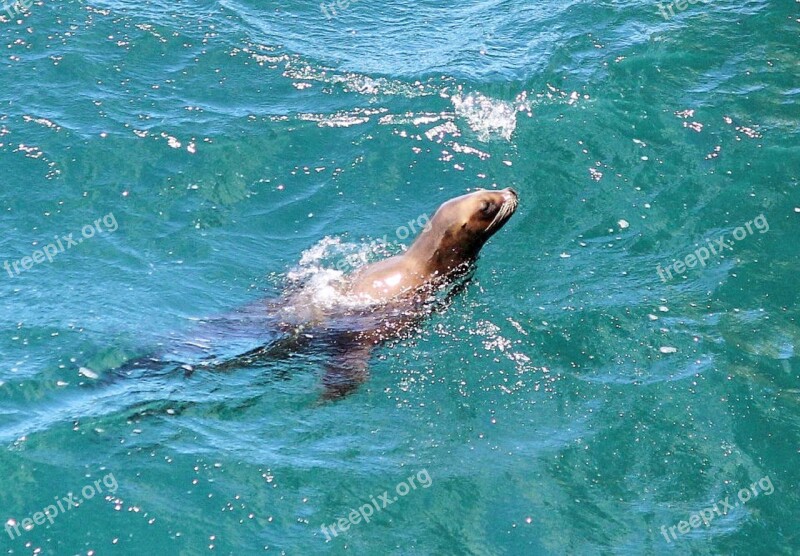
[114,188,519,400]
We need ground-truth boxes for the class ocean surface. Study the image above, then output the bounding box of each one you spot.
[1,0,799,554]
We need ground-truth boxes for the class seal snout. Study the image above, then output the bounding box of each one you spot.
[480,187,518,235]
[499,187,519,215]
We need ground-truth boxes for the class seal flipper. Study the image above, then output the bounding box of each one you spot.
[321,340,374,401]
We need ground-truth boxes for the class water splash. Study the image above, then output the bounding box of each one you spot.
[451,91,531,141]
[285,236,398,309]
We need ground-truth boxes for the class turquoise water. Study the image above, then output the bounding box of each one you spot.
[2,0,799,553]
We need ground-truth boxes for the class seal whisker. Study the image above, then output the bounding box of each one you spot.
[485,199,516,234]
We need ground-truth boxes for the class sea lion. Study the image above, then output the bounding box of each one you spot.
[112,188,519,400]
[270,186,519,398]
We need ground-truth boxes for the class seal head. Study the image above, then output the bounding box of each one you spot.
[348,188,519,300]
[408,187,519,276]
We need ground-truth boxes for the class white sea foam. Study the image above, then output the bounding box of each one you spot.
[451,91,531,142]
[297,108,387,128]
[286,237,394,309]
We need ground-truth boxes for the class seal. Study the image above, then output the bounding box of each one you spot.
[111,188,519,400]
[284,186,519,398]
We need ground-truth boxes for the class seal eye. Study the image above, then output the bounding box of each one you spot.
[480,201,494,216]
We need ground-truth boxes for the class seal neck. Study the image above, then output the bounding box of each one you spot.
[406,227,479,279]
